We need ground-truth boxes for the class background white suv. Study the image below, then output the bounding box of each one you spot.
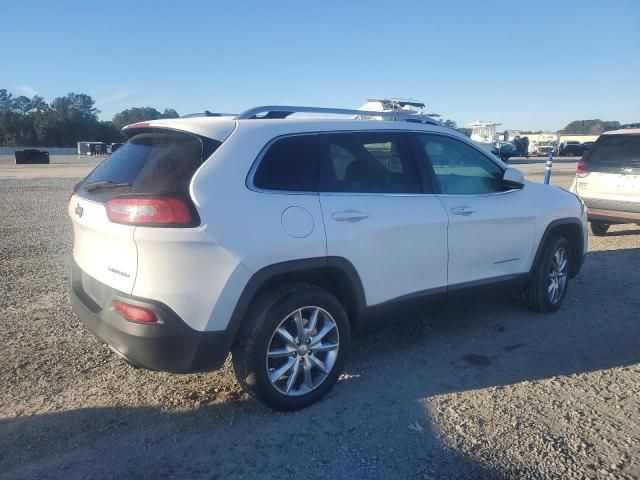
[69,106,587,410]
[571,124,640,235]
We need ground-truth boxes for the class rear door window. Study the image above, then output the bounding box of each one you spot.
[79,131,217,201]
[320,132,423,193]
[252,135,320,192]
[586,135,640,167]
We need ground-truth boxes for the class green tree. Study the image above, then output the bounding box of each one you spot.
[112,107,163,129]
[12,96,32,115]
[161,108,179,119]
[29,95,49,114]
[560,119,620,135]
[602,121,621,132]
[441,119,457,129]
[51,93,99,121]
[0,89,12,112]
[0,88,117,147]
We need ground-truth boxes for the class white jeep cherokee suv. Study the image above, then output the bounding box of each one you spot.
[69,106,587,410]
[571,124,640,235]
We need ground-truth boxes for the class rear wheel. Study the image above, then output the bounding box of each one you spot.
[590,221,610,236]
[232,283,350,410]
[523,235,571,313]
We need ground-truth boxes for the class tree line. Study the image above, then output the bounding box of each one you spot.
[0,88,180,147]
[0,88,625,147]
[443,118,622,137]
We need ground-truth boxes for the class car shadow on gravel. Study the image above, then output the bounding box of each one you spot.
[2,249,639,479]
[598,227,640,237]
[0,395,498,479]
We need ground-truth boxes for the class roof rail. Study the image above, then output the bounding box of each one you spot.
[234,105,441,125]
[181,110,236,118]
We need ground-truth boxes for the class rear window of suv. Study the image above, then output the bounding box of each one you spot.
[587,135,640,167]
[79,131,220,200]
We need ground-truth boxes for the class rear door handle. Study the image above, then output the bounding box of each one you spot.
[332,210,370,222]
[451,206,477,216]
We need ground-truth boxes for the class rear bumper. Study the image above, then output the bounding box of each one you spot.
[69,260,230,373]
[582,196,640,224]
[587,208,640,224]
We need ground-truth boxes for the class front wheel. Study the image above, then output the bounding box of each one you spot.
[232,283,350,410]
[590,221,610,236]
[523,235,571,313]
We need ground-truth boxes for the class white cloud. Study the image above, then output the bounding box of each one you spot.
[16,85,38,97]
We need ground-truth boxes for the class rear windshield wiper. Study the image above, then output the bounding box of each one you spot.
[83,181,132,192]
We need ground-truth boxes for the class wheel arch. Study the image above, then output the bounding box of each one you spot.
[532,218,585,278]
[226,257,367,349]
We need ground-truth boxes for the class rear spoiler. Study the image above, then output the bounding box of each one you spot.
[121,122,152,138]
[121,119,236,142]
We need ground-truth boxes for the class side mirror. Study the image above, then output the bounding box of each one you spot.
[503,167,525,189]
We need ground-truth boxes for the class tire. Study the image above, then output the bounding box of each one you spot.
[523,235,571,313]
[590,221,610,236]
[232,283,350,411]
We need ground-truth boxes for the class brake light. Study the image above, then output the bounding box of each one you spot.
[576,160,590,178]
[69,181,80,201]
[114,301,158,324]
[105,197,193,226]
[123,121,150,130]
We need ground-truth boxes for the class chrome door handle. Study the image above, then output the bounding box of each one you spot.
[451,206,477,216]
[332,210,369,222]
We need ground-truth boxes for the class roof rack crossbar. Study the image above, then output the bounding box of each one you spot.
[234,105,441,125]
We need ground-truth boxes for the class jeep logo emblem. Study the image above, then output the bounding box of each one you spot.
[75,204,84,218]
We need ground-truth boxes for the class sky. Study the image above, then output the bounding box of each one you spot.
[2,0,639,131]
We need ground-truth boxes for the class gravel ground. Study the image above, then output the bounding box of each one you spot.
[1,159,639,479]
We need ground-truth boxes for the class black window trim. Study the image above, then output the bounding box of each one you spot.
[411,131,521,198]
[247,129,442,196]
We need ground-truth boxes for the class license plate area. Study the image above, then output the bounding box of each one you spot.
[618,175,638,190]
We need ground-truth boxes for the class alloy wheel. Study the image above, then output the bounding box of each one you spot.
[265,306,339,396]
[547,247,568,304]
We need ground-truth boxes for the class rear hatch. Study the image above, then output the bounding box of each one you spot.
[69,130,221,295]
[576,133,640,205]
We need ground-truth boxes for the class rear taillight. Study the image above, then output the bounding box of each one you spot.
[576,160,590,178]
[69,181,80,201]
[105,197,193,226]
[123,121,150,130]
[114,301,158,324]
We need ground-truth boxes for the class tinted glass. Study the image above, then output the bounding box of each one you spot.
[587,135,640,167]
[80,132,212,200]
[320,132,423,193]
[253,135,320,192]
[417,134,505,194]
